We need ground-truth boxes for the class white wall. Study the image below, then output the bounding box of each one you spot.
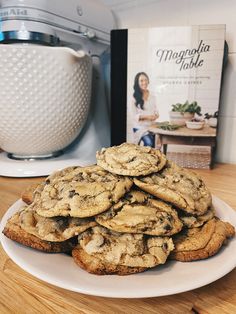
[103,0,236,164]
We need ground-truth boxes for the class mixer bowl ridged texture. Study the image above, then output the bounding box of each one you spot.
[0,44,92,158]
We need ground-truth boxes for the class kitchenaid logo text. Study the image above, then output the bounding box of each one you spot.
[0,9,28,18]
[156,40,210,71]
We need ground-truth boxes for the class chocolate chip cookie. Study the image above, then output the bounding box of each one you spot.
[170,218,235,262]
[21,183,41,205]
[96,143,166,176]
[179,206,215,229]
[72,225,174,275]
[134,161,212,216]
[96,190,183,236]
[19,205,96,242]
[2,212,77,253]
[35,165,133,218]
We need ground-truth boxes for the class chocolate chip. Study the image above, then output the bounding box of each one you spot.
[129,156,137,162]
[54,217,69,230]
[69,190,76,198]
[162,243,168,250]
[164,224,172,231]
[167,214,173,222]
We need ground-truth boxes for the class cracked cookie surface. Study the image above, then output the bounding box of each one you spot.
[18,205,96,242]
[134,161,212,216]
[2,212,77,252]
[73,225,174,275]
[96,190,183,236]
[35,165,133,218]
[170,217,235,261]
[179,206,215,229]
[96,143,166,176]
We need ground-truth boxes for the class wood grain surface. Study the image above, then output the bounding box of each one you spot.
[0,163,236,314]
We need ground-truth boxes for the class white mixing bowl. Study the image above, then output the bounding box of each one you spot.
[0,44,92,159]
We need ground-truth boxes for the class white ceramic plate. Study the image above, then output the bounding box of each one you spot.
[1,196,236,298]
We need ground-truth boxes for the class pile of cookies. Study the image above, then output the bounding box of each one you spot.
[3,143,235,275]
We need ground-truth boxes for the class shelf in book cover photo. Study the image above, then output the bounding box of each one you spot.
[111,25,226,169]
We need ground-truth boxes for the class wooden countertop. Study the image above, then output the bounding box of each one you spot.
[1,163,236,314]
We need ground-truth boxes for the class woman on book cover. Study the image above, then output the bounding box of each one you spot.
[131,72,159,147]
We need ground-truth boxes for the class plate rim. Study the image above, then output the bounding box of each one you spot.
[1,196,236,299]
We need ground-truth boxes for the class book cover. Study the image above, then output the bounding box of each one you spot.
[111,25,226,169]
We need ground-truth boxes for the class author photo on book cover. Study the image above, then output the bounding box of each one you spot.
[131,72,159,147]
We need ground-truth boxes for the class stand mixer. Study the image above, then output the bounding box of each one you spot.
[0,0,114,177]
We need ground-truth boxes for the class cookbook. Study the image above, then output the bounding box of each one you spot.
[111,25,227,168]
